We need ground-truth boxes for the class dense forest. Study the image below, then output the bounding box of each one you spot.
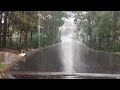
[0,11,67,52]
[74,11,120,52]
[1,11,119,53]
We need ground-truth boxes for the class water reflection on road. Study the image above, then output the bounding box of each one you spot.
[8,30,120,79]
[60,30,75,73]
[60,41,75,73]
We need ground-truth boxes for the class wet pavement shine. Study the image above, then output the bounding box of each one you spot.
[7,32,120,79]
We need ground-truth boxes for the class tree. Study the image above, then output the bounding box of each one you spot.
[74,11,120,52]
[0,11,68,52]
[11,11,38,51]
[38,11,67,46]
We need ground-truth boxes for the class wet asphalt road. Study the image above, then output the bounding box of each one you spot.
[8,32,120,79]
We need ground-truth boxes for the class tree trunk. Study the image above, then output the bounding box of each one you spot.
[113,11,119,41]
[19,30,22,53]
[88,15,92,47]
[2,12,8,48]
[8,12,12,48]
[30,31,33,48]
[0,13,2,49]
[24,31,28,51]
[9,35,12,48]
[31,31,33,41]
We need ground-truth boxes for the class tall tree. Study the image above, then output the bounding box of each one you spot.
[74,11,120,52]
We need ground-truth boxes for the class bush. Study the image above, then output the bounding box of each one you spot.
[110,41,120,52]
[99,40,120,52]
[29,33,47,48]
[0,63,6,69]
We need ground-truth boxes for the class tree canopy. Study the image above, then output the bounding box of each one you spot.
[74,11,120,52]
[0,11,68,52]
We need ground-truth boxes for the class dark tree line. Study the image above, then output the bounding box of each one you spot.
[0,11,67,52]
[74,11,120,52]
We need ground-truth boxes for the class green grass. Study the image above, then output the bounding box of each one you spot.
[0,63,6,69]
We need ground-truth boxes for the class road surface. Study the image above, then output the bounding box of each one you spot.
[7,31,120,79]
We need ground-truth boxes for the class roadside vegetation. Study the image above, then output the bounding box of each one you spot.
[0,11,68,53]
[0,63,6,70]
[74,11,120,54]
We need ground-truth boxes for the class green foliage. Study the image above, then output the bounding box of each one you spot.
[74,11,120,52]
[38,11,67,45]
[0,11,68,51]
[29,32,47,48]
[0,63,6,69]
[110,41,120,52]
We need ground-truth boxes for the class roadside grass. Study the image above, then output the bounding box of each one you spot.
[0,63,6,70]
